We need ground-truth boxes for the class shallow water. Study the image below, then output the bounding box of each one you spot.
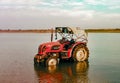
[0,33,120,83]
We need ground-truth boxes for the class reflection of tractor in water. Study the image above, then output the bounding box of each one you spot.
[34,61,89,83]
[34,27,89,66]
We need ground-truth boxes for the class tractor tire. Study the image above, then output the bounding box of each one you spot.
[73,44,89,62]
[34,57,39,65]
[46,57,58,66]
[34,54,41,65]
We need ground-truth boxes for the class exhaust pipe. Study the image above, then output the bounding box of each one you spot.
[51,28,53,42]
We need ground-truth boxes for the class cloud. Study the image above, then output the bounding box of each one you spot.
[108,6,120,10]
[0,0,120,29]
[0,0,63,9]
[0,0,93,18]
[84,0,120,13]
[85,0,105,5]
[0,0,120,13]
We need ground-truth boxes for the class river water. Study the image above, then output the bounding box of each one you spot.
[0,33,120,83]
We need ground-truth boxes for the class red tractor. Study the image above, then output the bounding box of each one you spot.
[34,27,89,66]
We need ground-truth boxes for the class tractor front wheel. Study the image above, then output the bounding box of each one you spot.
[73,44,89,62]
[46,57,58,66]
[34,57,39,65]
[34,54,41,65]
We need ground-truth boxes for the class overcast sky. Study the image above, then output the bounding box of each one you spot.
[0,0,120,29]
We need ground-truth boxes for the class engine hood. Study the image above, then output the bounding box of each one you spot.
[38,41,62,54]
[41,41,61,47]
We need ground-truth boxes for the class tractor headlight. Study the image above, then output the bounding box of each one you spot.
[51,45,60,50]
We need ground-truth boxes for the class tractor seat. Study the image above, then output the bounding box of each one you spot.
[59,37,69,44]
[64,39,75,50]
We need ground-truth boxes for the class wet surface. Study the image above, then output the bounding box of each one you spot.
[0,33,120,83]
[34,61,89,83]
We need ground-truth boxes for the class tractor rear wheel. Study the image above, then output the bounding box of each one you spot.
[46,57,58,66]
[73,44,89,62]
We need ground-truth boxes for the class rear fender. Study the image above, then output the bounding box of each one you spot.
[67,42,86,58]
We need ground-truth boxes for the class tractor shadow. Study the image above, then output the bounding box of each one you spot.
[34,61,89,83]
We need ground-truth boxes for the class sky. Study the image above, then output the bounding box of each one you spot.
[0,0,120,29]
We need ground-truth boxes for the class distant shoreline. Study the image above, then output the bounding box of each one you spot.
[85,29,120,33]
[0,29,120,33]
[0,29,51,33]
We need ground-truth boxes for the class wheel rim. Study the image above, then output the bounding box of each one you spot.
[48,58,57,66]
[76,48,87,61]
